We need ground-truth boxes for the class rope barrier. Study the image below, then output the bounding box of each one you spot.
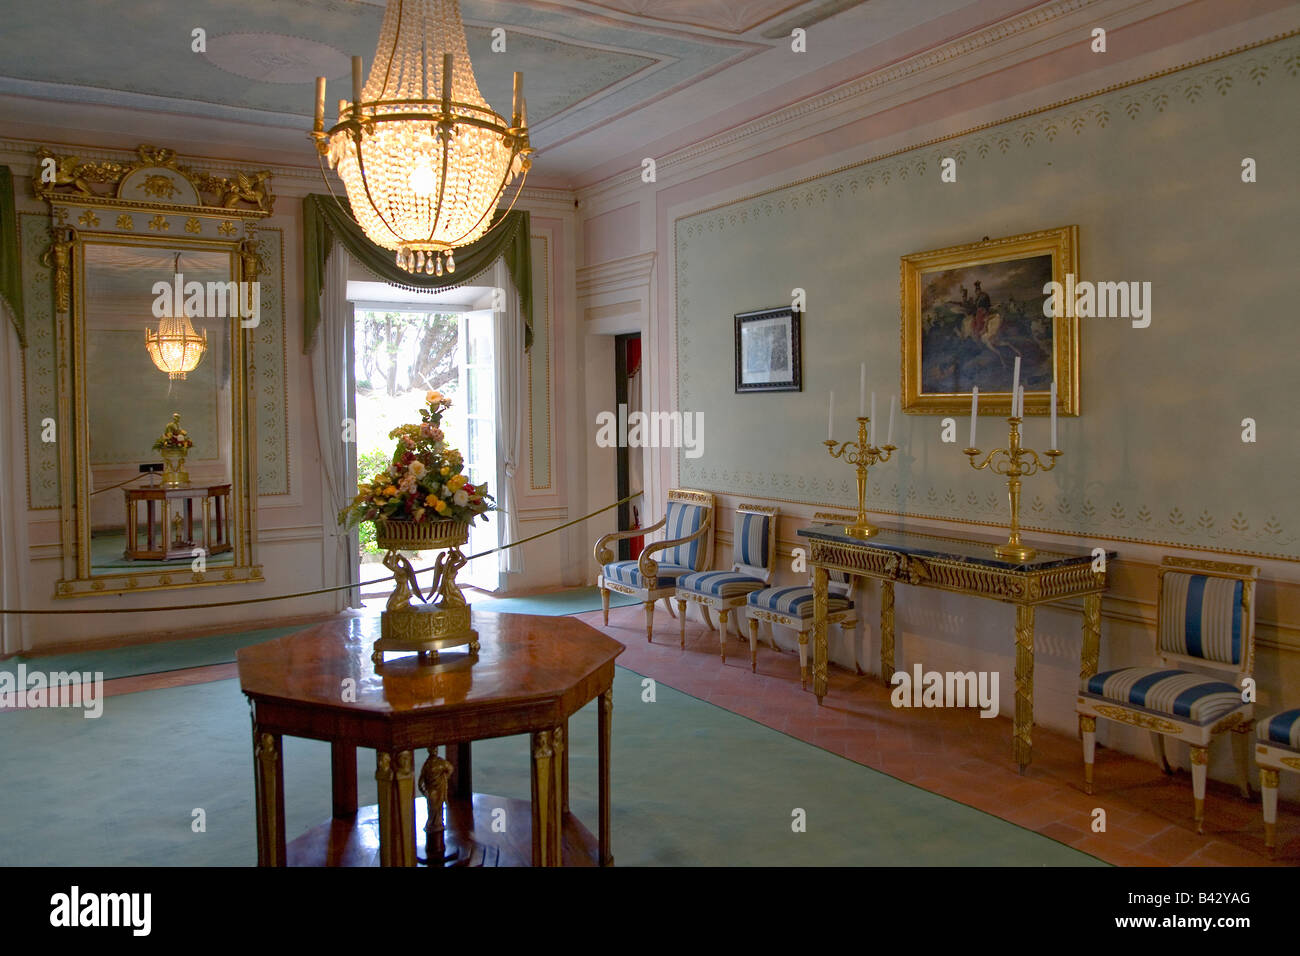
[0,490,642,615]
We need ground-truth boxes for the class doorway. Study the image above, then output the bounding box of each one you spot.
[614,333,642,562]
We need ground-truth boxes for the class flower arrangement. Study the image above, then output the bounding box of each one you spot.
[339,391,494,530]
[152,412,193,451]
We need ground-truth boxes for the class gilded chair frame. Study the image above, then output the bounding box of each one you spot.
[1255,714,1300,855]
[34,145,273,596]
[1077,555,1259,833]
[747,512,858,688]
[674,503,779,666]
[595,489,715,643]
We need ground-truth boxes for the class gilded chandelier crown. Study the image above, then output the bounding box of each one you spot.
[312,0,532,276]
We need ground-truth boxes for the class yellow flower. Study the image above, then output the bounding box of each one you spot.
[426,390,443,405]
[449,474,466,490]
[425,494,437,506]
[383,485,399,497]
[434,499,448,513]
[440,466,450,476]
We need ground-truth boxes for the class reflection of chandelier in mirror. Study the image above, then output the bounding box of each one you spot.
[145,253,207,380]
[311,0,532,277]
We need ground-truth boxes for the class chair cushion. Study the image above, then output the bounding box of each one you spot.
[677,570,765,598]
[1160,571,1244,666]
[733,511,771,570]
[1081,667,1244,725]
[1258,709,1300,750]
[603,561,693,590]
[658,501,708,570]
[747,586,853,618]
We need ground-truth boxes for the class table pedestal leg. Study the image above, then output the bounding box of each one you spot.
[331,742,356,818]
[599,688,613,866]
[561,718,570,816]
[812,566,829,704]
[880,580,896,683]
[253,728,285,866]
[531,728,562,866]
[419,749,454,865]
[1014,605,1036,774]
[446,741,472,799]
[376,751,416,867]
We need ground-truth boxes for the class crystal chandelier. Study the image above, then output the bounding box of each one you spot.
[312,0,532,276]
[145,254,207,380]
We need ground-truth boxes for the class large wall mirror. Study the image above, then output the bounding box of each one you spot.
[36,145,273,596]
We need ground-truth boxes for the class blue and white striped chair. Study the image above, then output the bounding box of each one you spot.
[1077,556,1258,833]
[746,516,857,689]
[595,489,715,644]
[1256,708,1300,855]
[674,504,778,667]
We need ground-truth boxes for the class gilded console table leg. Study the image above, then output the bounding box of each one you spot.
[1080,593,1102,683]
[677,597,687,649]
[812,566,829,705]
[599,688,614,866]
[418,749,453,865]
[1013,604,1035,774]
[376,750,417,867]
[253,728,285,866]
[330,742,357,818]
[531,728,562,866]
[880,580,896,683]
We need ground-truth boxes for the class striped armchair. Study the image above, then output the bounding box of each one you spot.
[674,504,778,666]
[595,489,715,644]
[1256,708,1299,855]
[1077,556,1258,834]
[746,513,857,689]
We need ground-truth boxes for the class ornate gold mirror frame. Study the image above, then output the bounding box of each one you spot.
[36,145,273,597]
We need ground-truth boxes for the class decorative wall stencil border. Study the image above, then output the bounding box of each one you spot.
[254,226,289,496]
[671,29,1300,224]
[674,33,1300,562]
[529,232,553,491]
[19,212,57,509]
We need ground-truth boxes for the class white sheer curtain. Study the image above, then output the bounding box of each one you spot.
[1,313,22,655]
[492,258,524,576]
[310,241,361,610]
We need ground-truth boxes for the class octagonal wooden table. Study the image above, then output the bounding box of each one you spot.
[237,611,623,867]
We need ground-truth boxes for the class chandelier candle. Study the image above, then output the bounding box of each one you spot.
[825,416,897,539]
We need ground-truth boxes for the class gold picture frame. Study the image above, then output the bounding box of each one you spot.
[901,225,1079,416]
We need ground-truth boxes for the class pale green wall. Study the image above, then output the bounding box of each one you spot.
[676,37,1300,560]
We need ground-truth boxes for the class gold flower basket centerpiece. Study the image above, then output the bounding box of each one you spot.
[153,412,193,487]
[340,391,495,664]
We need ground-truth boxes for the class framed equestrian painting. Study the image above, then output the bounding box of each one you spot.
[900,225,1079,415]
[734,306,802,393]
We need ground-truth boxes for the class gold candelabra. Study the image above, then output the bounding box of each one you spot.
[964,416,1061,561]
[824,416,896,538]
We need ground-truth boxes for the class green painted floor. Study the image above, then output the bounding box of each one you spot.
[0,668,1105,867]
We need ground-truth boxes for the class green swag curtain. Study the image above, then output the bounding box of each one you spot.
[303,193,532,353]
[0,166,24,347]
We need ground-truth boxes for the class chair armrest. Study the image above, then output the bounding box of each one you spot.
[594,516,666,567]
[637,511,713,583]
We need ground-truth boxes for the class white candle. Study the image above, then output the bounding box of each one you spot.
[1011,355,1020,415]
[828,391,834,440]
[1050,381,1058,449]
[969,387,979,447]
[860,363,866,417]
[870,392,876,445]
[886,395,896,446]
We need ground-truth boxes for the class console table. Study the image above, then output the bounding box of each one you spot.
[797,521,1114,773]
[123,483,232,561]
[237,612,622,867]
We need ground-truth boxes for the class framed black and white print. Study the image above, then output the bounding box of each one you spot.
[734,307,802,393]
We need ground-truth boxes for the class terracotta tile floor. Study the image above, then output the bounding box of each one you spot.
[577,601,1300,867]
